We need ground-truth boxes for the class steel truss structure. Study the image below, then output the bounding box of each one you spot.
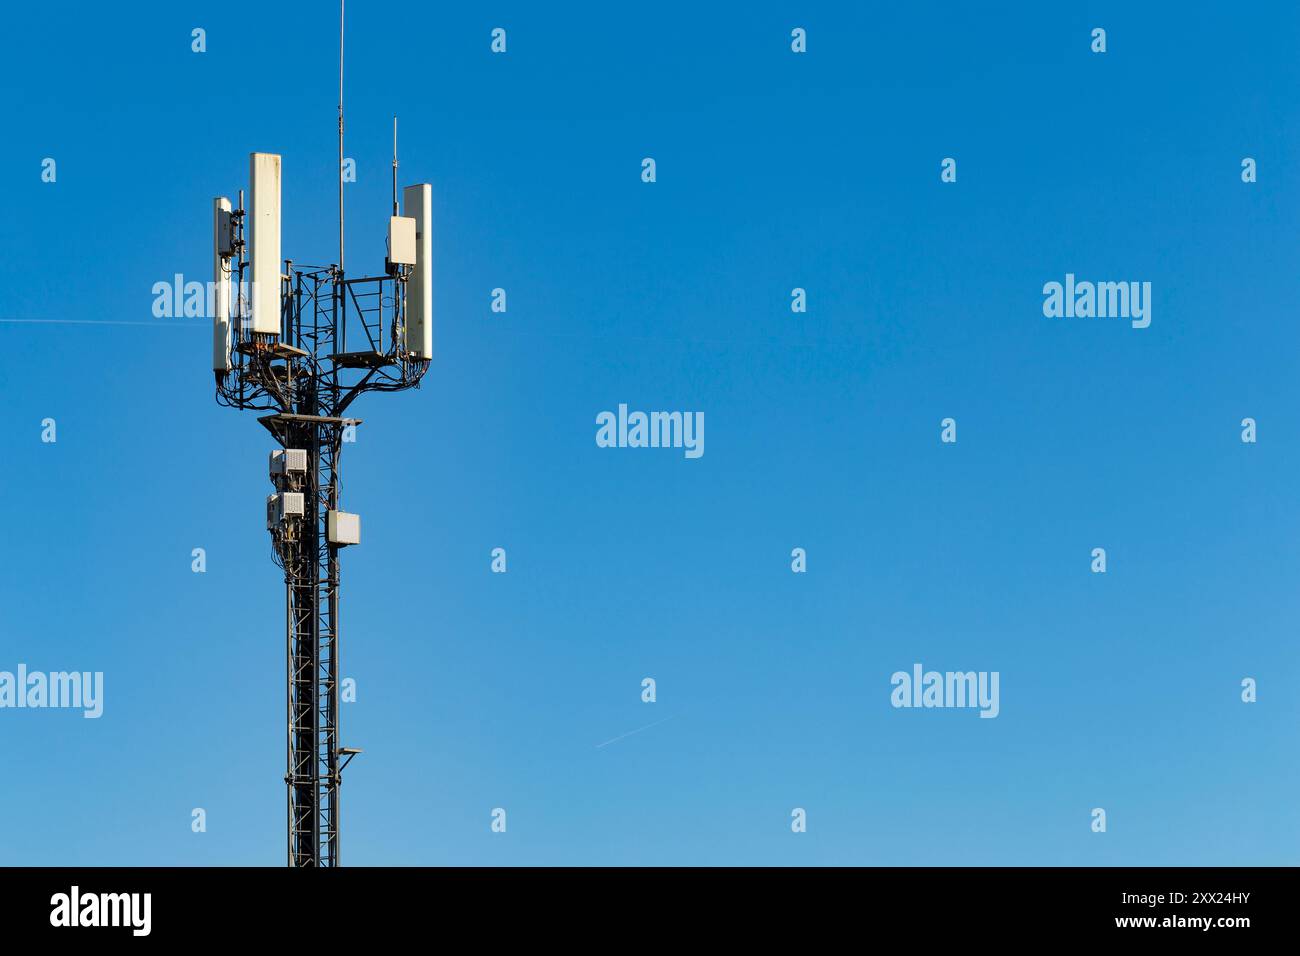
[216,241,428,865]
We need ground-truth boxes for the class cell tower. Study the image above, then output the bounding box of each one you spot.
[210,3,432,867]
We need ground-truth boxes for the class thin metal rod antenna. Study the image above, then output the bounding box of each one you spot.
[391,117,398,217]
[338,0,345,273]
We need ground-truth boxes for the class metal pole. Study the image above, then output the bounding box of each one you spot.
[338,0,345,275]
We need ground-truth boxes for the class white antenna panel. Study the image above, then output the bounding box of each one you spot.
[212,196,233,373]
[249,153,282,335]
[388,216,417,266]
[402,183,433,360]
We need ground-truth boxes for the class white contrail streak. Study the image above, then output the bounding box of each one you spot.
[595,714,677,749]
[0,318,205,327]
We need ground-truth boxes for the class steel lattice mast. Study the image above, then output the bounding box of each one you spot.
[210,5,432,866]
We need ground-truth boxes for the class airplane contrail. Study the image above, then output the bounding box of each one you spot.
[595,714,678,749]
[0,318,206,327]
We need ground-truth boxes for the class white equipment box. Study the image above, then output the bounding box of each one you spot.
[270,448,309,475]
[327,510,360,546]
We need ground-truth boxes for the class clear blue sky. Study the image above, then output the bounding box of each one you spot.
[1,1,1297,865]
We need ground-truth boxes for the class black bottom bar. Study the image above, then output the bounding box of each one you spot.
[0,866,1285,942]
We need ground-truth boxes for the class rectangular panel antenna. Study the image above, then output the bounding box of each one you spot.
[402,183,433,360]
[249,153,282,335]
[213,196,233,373]
[389,216,417,265]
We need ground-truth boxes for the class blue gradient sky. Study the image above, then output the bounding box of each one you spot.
[1,1,1297,865]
